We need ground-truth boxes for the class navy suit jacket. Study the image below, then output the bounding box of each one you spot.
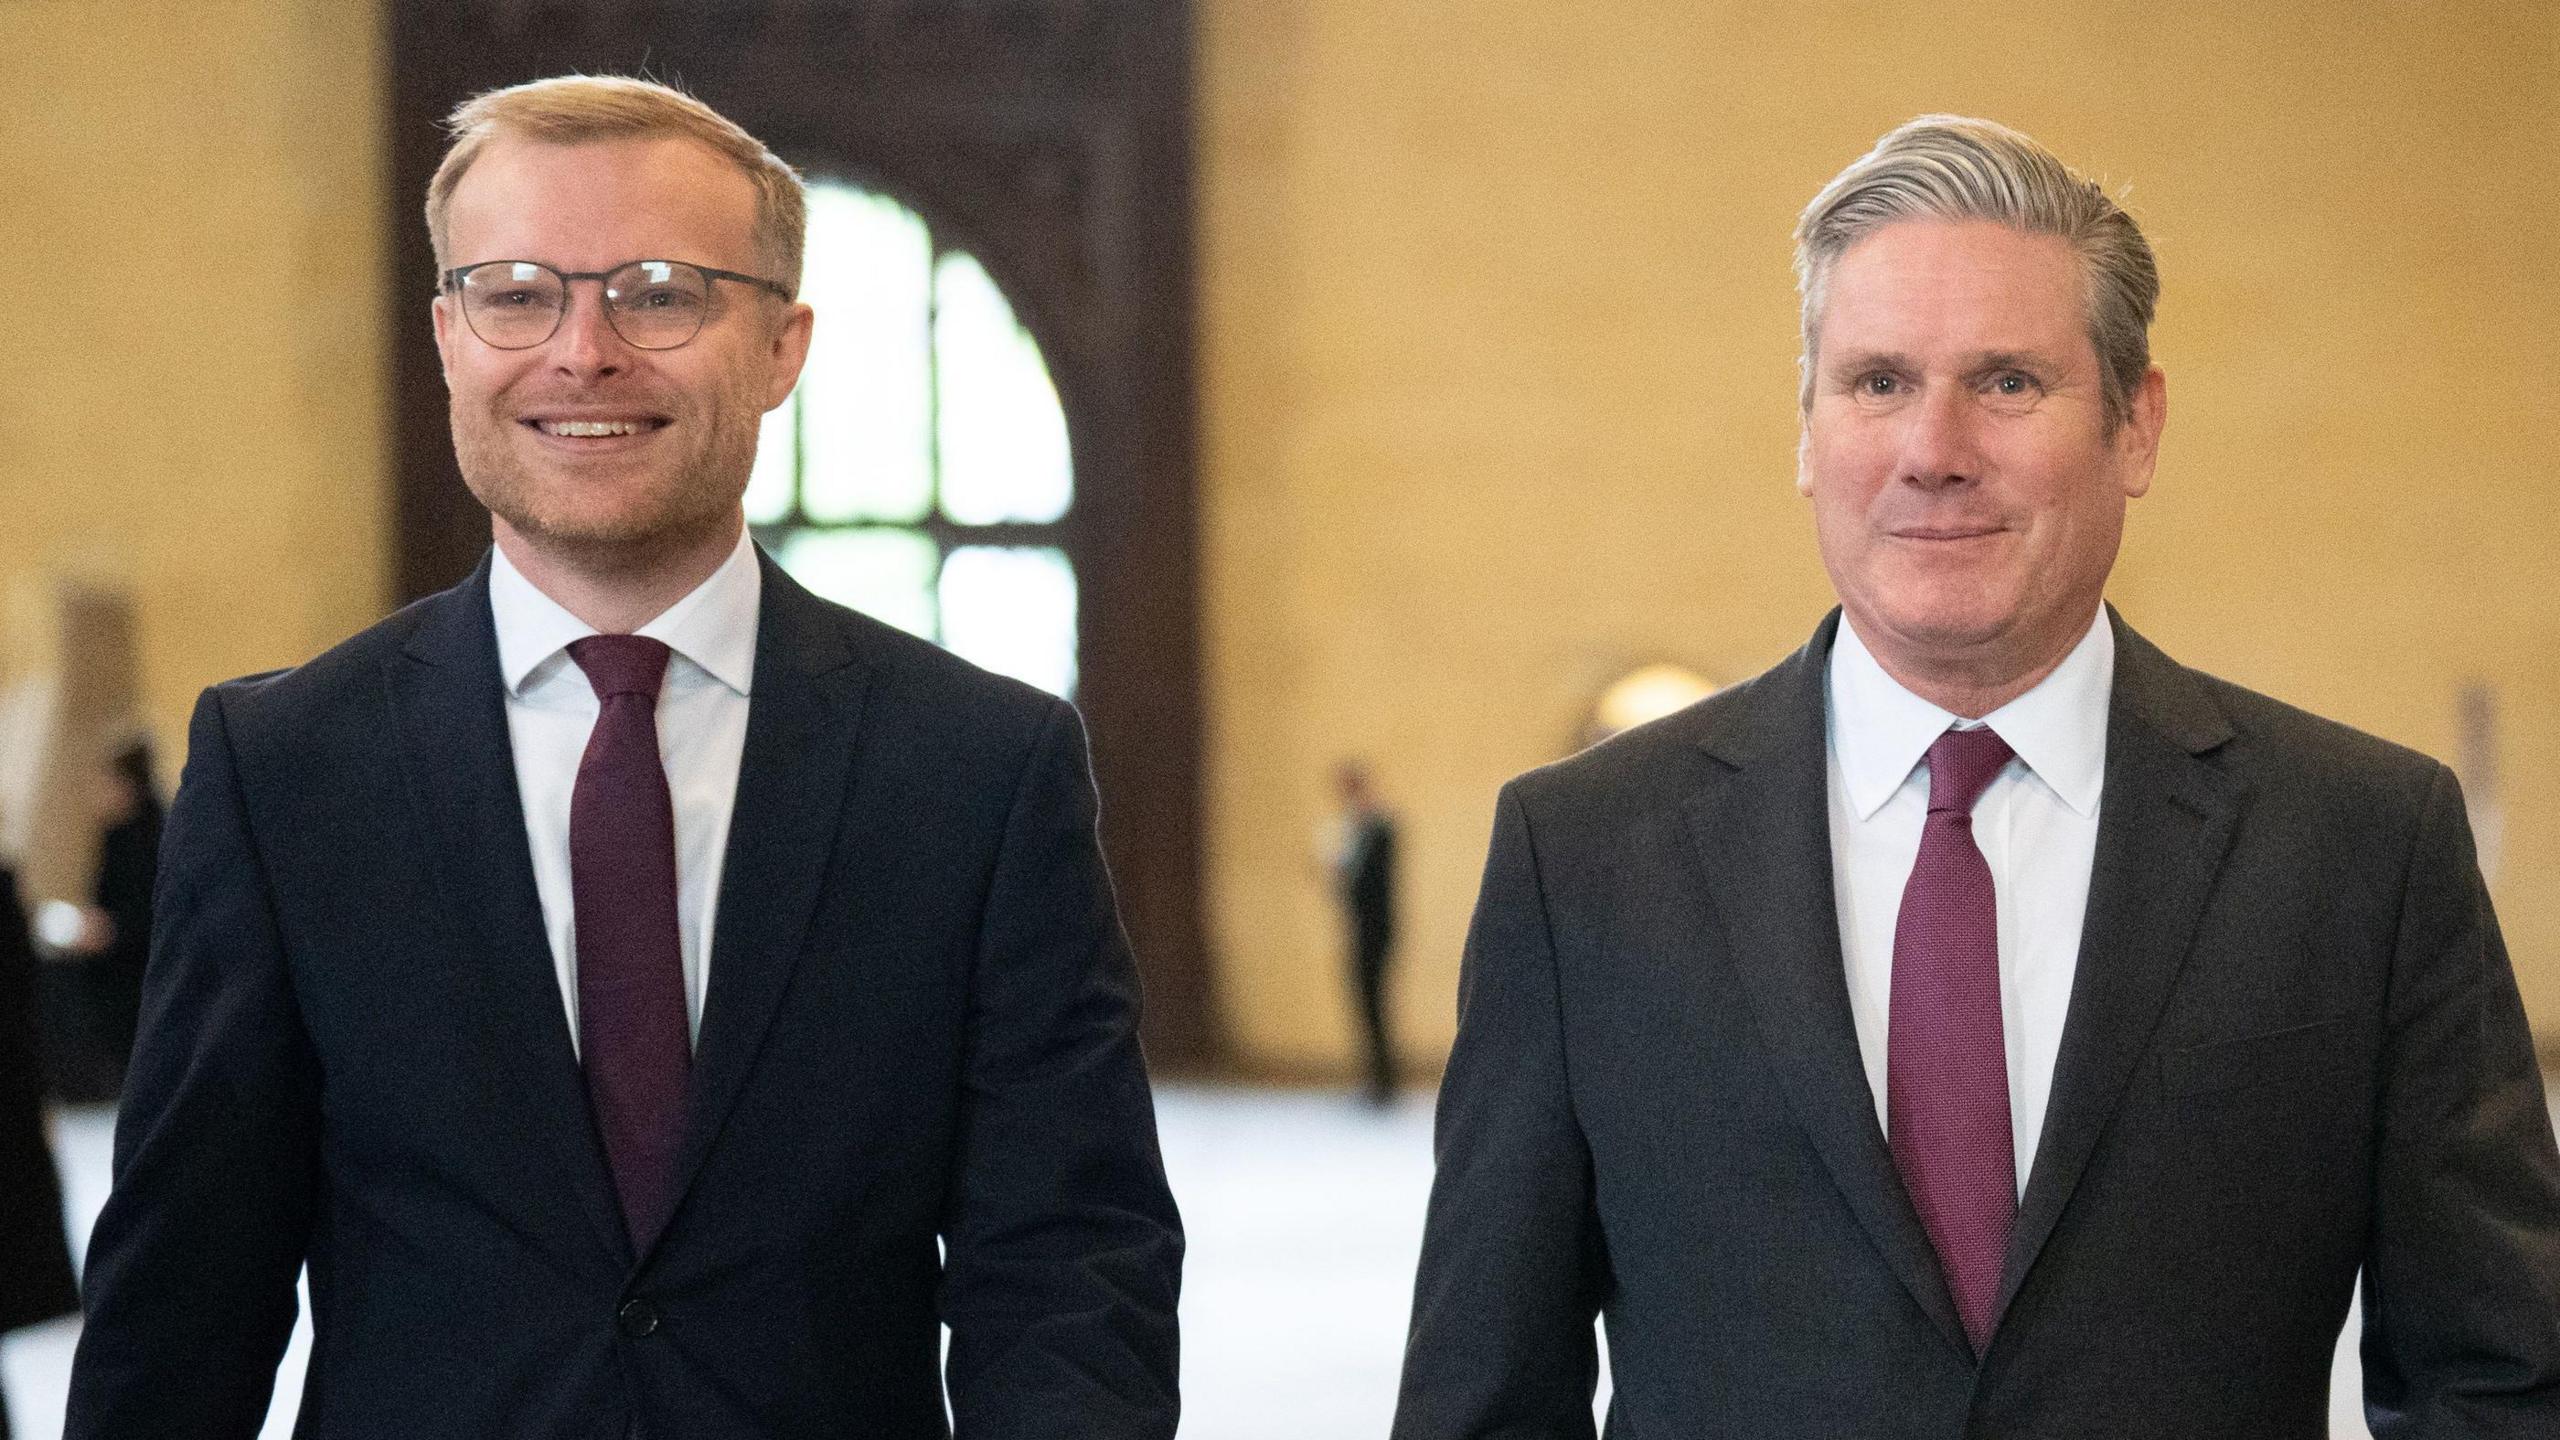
[1394,609,2560,1439]
[67,550,1182,1438]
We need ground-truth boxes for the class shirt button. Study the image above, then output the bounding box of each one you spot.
[616,1298,661,1338]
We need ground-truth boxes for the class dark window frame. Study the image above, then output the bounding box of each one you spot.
[747,181,1077,654]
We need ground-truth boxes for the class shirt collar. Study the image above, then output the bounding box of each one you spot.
[1826,606,2113,821]
[488,527,762,698]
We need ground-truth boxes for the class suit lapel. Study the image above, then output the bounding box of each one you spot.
[655,553,873,1253]
[1686,611,1973,1358]
[1992,612,2242,1326]
[385,559,630,1265]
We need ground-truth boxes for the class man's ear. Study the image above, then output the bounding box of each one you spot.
[431,293,457,388]
[2116,366,2167,500]
[762,301,815,411]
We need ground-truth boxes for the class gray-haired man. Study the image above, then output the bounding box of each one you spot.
[1392,115,2560,1438]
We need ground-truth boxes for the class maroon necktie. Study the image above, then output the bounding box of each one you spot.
[1888,725,2017,1355]
[567,634,690,1251]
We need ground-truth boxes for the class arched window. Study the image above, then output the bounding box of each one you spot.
[744,181,1079,699]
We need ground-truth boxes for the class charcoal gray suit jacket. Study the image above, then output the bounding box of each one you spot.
[66,549,1181,1439]
[1394,608,2560,1439]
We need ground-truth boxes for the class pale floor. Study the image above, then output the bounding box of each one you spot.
[12,1082,2556,1438]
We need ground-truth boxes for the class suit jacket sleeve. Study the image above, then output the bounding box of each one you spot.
[937,698,1183,1439]
[2363,764,2560,1436]
[1392,782,1604,1440]
[66,688,319,1440]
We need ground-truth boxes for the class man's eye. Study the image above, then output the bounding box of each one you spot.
[619,286,702,312]
[1989,372,2036,395]
[485,289,543,309]
[1860,373,1899,396]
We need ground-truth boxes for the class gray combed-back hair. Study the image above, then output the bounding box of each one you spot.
[1793,115,2158,432]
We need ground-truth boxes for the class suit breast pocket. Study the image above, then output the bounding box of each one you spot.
[2160,1016,2353,1100]
[2152,1015,2371,1222]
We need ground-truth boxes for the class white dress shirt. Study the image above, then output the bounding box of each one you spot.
[1824,608,2113,1196]
[488,530,760,1053]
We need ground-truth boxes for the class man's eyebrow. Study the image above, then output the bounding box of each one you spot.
[1823,348,1910,375]
[1969,349,2061,374]
[1824,347,2066,377]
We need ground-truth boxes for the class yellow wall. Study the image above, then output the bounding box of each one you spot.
[0,0,390,797]
[4,2,2553,1076]
[1198,2,2560,1074]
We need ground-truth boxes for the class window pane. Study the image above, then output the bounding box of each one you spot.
[938,546,1077,698]
[742,391,795,524]
[934,252,1072,525]
[775,527,940,640]
[800,184,933,524]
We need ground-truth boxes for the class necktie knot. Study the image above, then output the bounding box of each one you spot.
[1924,726,2014,816]
[569,634,672,702]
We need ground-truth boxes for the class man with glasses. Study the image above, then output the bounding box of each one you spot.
[67,75,1181,1440]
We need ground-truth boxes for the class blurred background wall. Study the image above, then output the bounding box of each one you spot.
[2,0,2552,1080]
[0,1,390,754]
[1198,0,2560,1075]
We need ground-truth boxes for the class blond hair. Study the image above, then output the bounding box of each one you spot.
[1794,115,2158,432]
[426,74,807,296]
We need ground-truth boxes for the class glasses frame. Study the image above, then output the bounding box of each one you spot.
[439,258,796,351]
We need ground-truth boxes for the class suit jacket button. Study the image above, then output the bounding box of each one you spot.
[616,1299,660,1338]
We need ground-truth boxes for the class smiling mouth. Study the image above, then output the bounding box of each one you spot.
[522,418,671,438]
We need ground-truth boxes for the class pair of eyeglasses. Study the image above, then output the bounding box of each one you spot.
[440,258,794,351]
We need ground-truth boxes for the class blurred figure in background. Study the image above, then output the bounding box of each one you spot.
[35,737,162,1105]
[1328,760,1399,1107]
[0,857,82,1440]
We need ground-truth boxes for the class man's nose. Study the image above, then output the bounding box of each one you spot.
[548,283,627,379]
[1896,384,1982,491]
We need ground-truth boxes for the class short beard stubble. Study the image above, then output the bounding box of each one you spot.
[452,366,767,576]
